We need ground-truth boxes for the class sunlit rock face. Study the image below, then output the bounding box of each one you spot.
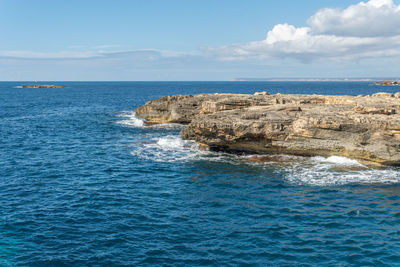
[136,92,400,166]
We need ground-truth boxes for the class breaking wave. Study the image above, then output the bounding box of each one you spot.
[116,111,144,127]
[130,135,234,163]
[131,135,203,162]
[131,133,400,185]
[116,111,183,129]
[312,155,363,166]
[131,134,400,185]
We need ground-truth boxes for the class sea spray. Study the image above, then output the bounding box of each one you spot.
[116,111,144,128]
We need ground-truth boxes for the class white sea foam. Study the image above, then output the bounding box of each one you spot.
[116,111,144,128]
[148,123,184,129]
[131,135,200,162]
[156,135,187,149]
[116,111,183,129]
[311,156,363,166]
[282,156,400,186]
[128,128,400,186]
[284,167,400,186]
[130,135,232,163]
[242,154,400,186]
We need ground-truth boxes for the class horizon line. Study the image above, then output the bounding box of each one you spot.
[1,77,399,82]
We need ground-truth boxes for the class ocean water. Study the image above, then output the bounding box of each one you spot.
[1,81,400,266]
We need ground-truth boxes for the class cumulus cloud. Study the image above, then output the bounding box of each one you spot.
[308,0,400,37]
[206,0,400,62]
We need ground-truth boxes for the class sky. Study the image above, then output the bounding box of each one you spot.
[0,0,399,81]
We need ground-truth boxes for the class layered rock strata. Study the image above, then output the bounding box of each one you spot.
[136,93,400,166]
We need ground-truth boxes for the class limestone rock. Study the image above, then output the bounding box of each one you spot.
[371,92,394,98]
[136,93,400,166]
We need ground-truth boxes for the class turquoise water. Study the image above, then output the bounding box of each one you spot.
[1,81,400,266]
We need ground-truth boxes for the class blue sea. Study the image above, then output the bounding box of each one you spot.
[2,81,400,266]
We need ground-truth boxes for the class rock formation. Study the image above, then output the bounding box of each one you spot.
[136,93,400,166]
[22,85,66,88]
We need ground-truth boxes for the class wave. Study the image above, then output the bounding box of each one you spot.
[116,111,183,129]
[127,128,400,186]
[282,156,400,186]
[155,135,188,150]
[116,111,144,127]
[311,155,364,166]
[130,135,232,163]
[131,135,200,163]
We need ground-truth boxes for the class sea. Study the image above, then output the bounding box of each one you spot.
[1,81,400,266]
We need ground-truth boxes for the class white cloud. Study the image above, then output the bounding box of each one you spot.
[265,24,310,44]
[206,0,400,62]
[308,0,400,37]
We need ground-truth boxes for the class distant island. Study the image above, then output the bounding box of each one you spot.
[373,81,400,86]
[231,78,376,82]
[231,78,400,82]
[22,84,67,88]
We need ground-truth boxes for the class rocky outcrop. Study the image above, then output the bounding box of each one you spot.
[136,93,400,166]
[22,85,66,88]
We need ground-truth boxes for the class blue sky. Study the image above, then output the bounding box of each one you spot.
[0,0,399,80]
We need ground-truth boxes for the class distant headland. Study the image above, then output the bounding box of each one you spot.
[231,78,400,83]
[373,81,400,86]
[22,84,67,88]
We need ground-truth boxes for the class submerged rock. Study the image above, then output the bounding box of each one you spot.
[136,93,400,166]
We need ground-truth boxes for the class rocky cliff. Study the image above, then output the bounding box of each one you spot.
[136,92,400,166]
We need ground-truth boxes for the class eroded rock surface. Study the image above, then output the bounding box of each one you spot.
[136,93,400,166]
